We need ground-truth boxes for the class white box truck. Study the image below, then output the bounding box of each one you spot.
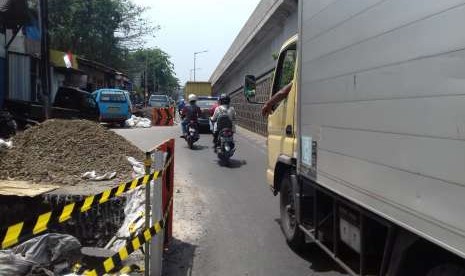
[244,1,465,275]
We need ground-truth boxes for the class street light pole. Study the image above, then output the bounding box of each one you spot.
[190,68,201,81]
[193,50,207,81]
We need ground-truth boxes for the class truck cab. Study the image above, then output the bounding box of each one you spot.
[265,35,298,193]
[244,35,298,194]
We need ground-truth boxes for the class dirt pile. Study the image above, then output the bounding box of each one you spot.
[0,119,144,185]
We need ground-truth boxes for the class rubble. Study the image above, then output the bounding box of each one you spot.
[0,119,144,185]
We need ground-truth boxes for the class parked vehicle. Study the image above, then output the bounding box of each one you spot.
[243,2,465,275]
[4,86,98,125]
[53,86,99,120]
[148,94,171,108]
[196,96,218,131]
[92,88,131,126]
[123,91,134,114]
[185,121,199,149]
[215,115,235,163]
[184,81,212,99]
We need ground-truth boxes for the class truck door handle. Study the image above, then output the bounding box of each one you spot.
[286,125,293,136]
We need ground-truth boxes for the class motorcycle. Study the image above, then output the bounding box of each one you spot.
[214,116,236,163]
[185,120,199,149]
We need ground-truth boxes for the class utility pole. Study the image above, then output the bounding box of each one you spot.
[190,68,201,81]
[39,0,51,119]
[144,50,148,106]
[193,50,207,81]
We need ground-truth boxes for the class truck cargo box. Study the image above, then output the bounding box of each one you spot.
[298,0,465,258]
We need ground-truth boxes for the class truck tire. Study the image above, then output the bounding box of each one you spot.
[426,264,465,276]
[280,172,305,250]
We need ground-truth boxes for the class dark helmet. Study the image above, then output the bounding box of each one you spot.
[219,93,230,105]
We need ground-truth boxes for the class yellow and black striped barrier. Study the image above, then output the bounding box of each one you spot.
[0,171,161,250]
[83,197,173,276]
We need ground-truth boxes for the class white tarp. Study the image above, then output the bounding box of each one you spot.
[125,115,151,128]
[0,139,12,150]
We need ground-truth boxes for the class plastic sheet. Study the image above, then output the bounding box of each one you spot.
[81,171,117,181]
[0,139,12,150]
[0,234,81,276]
[125,115,151,128]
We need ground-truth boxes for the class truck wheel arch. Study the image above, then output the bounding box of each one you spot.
[273,155,296,195]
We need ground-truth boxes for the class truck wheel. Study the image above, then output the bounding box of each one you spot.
[280,172,304,250]
[426,264,465,276]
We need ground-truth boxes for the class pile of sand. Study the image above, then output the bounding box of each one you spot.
[0,119,144,185]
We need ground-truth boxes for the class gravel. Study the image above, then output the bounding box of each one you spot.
[0,119,144,185]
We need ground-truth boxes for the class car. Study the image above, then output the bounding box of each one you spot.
[123,91,134,114]
[92,89,131,126]
[196,96,219,132]
[53,86,99,120]
[148,94,171,108]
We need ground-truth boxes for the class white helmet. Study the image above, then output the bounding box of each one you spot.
[188,94,197,102]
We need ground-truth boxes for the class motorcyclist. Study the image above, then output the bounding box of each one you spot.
[210,94,236,149]
[180,94,202,138]
[177,98,185,114]
[209,98,220,135]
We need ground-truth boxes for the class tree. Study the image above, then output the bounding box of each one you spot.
[48,0,157,68]
[125,48,180,97]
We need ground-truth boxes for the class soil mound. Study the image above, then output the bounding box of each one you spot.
[0,119,144,185]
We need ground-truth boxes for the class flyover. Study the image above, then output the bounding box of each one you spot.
[210,0,297,135]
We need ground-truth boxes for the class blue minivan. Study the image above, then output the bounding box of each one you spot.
[92,89,131,126]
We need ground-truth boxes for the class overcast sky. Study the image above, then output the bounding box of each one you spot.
[131,0,261,85]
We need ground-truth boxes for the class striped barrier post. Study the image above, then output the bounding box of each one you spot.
[151,107,175,126]
[0,172,161,250]
[1,139,176,276]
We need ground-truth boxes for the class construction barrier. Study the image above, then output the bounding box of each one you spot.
[0,139,176,276]
[83,197,173,276]
[0,171,161,250]
[154,139,174,243]
[151,107,175,126]
[84,138,175,276]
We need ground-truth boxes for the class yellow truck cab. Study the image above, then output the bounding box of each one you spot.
[264,35,298,193]
[244,34,298,195]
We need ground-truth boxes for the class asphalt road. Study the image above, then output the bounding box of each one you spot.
[115,126,345,276]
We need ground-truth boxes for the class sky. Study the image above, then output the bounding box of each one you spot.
[131,0,261,85]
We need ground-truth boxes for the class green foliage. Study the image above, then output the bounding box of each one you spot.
[272,52,279,61]
[48,0,157,68]
[46,0,178,94]
[125,48,180,97]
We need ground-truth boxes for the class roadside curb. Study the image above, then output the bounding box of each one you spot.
[236,126,266,148]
